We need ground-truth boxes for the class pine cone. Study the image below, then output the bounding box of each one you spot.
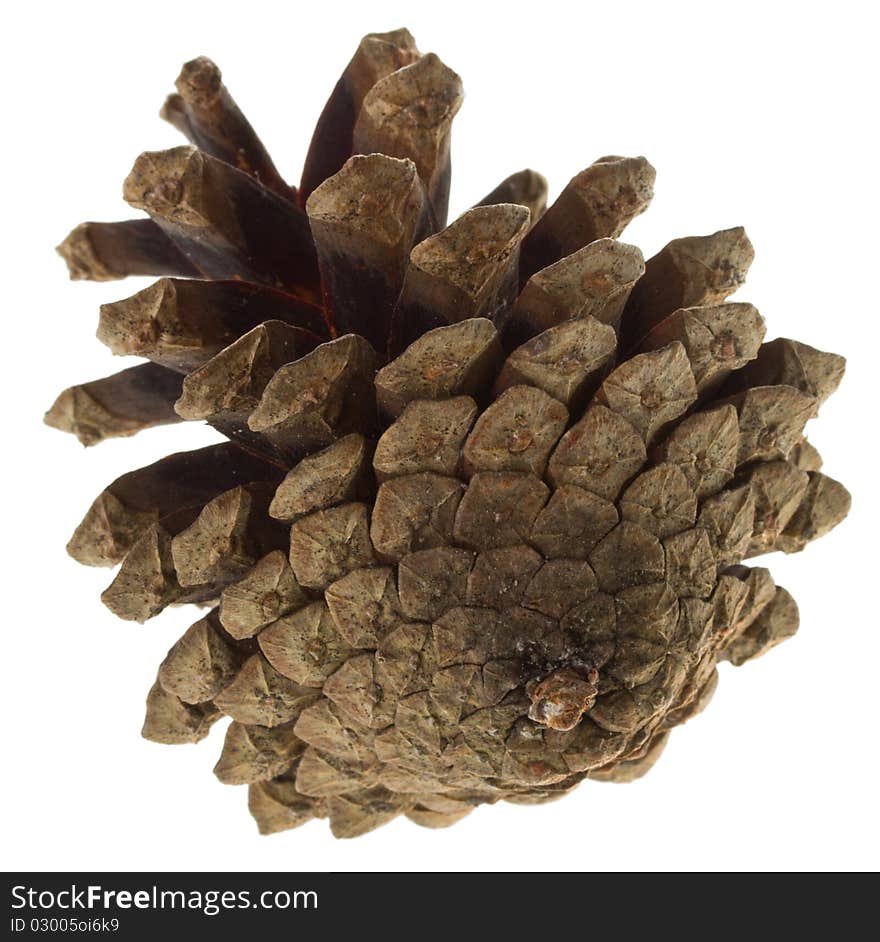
[48,30,850,839]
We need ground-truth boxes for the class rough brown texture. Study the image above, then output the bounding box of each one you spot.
[476,169,549,224]
[353,53,463,226]
[160,56,295,202]
[48,30,849,840]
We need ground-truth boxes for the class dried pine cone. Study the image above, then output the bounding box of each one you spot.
[47,29,850,839]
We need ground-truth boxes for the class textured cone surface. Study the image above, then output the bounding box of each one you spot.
[50,29,850,839]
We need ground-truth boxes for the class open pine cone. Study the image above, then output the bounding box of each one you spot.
[47,29,850,838]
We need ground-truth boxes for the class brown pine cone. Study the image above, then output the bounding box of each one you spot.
[48,29,849,838]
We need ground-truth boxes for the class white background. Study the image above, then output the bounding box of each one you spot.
[1,0,877,873]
